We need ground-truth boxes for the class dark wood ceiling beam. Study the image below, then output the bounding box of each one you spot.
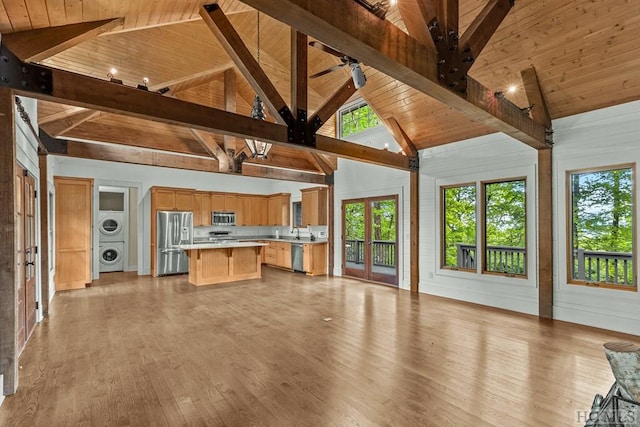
[58,140,220,173]
[384,117,418,157]
[1,18,123,63]
[397,0,437,46]
[315,135,407,169]
[241,163,326,184]
[12,65,410,170]
[223,68,238,169]
[190,129,230,171]
[459,0,513,60]
[291,29,308,119]
[240,0,547,149]
[42,109,101,138]
[521,66,552,130]
[199,4,293,126]
[305,152,335,175]
[308,78,357,133]
[245,152,318,173]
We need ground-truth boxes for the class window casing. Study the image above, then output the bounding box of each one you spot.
[339,101,380,138]
[441,184,477,271]
[482,178,527,277]
[567,164,636,290]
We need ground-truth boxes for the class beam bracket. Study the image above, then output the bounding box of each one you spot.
[0,43,52,94]
[324,173,335,185]
[278,105,295,127]
[409,155,420,171]
[39,129,68,154]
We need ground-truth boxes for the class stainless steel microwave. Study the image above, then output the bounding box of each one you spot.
[212,211,236,226]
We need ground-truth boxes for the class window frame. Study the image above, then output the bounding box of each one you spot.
[565,163,637,291]
[481,176,528,279]
[440,182,478,273]
[337,99,381,139]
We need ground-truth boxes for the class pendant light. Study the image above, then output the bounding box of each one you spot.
[245,11,272,159]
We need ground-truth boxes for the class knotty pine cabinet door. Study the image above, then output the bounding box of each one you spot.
[54,177,93,290]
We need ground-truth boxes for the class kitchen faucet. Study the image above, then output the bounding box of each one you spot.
[292,227,300,240]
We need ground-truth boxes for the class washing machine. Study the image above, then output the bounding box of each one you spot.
[99,242,125,273]
[98,210,125,242]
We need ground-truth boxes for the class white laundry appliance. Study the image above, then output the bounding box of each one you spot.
[98,210,125,242]
[99,242,125,272]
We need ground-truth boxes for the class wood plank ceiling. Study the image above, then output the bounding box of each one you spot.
[1,0,639,173]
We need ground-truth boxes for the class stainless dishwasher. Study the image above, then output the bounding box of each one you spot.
[291,243,304,272]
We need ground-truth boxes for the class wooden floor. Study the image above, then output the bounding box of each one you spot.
[0,268,637,426]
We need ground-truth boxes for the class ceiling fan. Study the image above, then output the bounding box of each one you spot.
[308,41,367,89]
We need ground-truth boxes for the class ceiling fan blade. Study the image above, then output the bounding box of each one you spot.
[309,64,347,79]
[308,40,346,59]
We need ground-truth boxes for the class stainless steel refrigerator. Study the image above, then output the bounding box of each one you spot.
[157,211,193,275]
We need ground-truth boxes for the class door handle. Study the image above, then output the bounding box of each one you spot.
[26,262,35,266]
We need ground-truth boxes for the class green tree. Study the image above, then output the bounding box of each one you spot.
[484,180,526,248]
[443,185,476,266]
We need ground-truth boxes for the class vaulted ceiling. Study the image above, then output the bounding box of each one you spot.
[1,0,638,179]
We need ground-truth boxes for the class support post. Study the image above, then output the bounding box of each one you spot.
[38,154,50,317]
[538,149,553,318]
[0,86,18,394]
[328,183,335,277]
[410,169,420,292]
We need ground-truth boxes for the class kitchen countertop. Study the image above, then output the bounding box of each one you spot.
[192,236,328,245]
[180,241,269,250]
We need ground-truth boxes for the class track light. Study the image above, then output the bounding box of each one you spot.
[350,63,367,89]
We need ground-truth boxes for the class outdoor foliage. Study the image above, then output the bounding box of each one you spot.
[340,103,380,138]
[344,200,396,241]
[484,180,526,248]
[570,167,634,285]
[443,185,476,267]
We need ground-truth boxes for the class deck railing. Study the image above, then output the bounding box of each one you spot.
[345,239,396,267]
[454,244,633,284]
[573,248,633,285]
[456,243,526,275]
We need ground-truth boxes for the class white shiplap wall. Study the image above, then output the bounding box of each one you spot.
[418,99,640,335]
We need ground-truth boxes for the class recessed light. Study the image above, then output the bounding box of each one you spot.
[507,85,517,94]
[109,67,118,75]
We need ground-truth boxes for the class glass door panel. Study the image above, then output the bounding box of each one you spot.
[369,198,397,285]
[342,196,398,286]
[343,201,366,278]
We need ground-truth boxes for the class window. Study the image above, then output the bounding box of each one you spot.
[339,101,380,138]
[441,184,477,270]
[568,165,635,289]
[483,179,527,276]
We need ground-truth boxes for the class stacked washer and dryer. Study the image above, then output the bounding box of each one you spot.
[98,210,126,272]
[98,187,130,274]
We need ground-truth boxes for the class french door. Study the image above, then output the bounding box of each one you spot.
[342,195,398,286]
[16,165,38,354]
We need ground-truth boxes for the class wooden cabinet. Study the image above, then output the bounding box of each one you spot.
[193,192,212,226]
[211,193,236,213]
[303,243,328,276]
[264,241,291,269]
[252,196,268,225]
[236,195,253,226]
[54,177,93,290]
[301,187,328,226]
[151,187,194,212]
[268,193,291,226]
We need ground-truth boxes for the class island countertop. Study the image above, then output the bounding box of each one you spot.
[180,241,269,250]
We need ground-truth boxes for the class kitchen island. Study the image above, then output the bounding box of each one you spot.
[180,241,269,286]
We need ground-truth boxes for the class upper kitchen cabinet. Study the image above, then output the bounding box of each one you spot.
[301,187,328,226]
[252,196,268,226]
[211,193,236,212]
[193,192,212,227]
[268,193,291,226]
[151,187,194,212]
[55,176,93,290]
